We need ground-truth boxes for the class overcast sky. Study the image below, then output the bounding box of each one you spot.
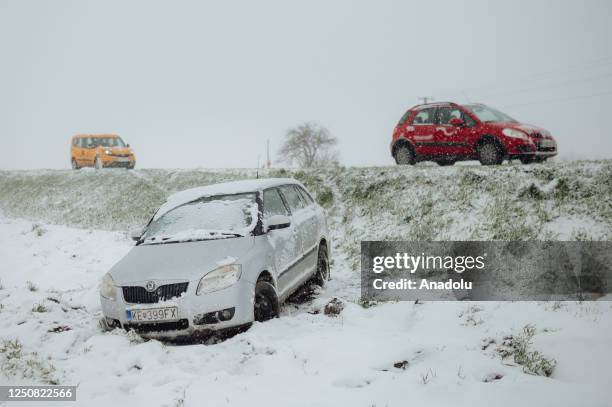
[1,0,611,169]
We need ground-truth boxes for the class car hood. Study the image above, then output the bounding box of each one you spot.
[488,122,552,137]
[109,236,255,285]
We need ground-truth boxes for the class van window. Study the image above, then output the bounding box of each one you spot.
[263,188,289,217]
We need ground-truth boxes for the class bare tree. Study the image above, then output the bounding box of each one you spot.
[278,122,339,168]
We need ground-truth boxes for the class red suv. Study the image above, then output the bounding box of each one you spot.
[390,102,557,166]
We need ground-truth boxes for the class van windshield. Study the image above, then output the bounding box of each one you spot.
[91,137,126,147]
[142,193,258,245]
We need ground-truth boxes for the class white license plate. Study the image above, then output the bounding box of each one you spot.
[539,139,554,148]
[116,157,130,162]
[126,307,178,322]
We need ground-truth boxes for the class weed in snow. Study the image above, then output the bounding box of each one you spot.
[496,324,556,377]
[26,280,38,292]
[0,339,57,384]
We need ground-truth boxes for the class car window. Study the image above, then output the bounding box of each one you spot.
[280,185,306,212]
[437,107,463,125]
[411,107,436,125]
[296,186,314,206]
[263,188,289,217]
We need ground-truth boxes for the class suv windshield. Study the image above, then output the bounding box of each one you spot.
[91,137,126,147]
[464,105,517,123]
[142,193,258,244]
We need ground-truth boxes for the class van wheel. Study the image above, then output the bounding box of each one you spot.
[71,159,79,170]
[395,146,416,165]
[313,244,330,287]
[94,156,103,169]
[477,142,503,165]
[254,281,279,322]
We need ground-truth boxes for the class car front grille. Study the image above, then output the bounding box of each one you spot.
[122,282,189,304]
[124,319,189,333]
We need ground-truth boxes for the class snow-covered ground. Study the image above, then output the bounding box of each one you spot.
[1,161,611,406]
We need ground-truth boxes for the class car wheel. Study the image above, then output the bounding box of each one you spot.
[436,159,455,166]
[254,280,279,322]
[71,158,79,170]
[312,243,330,287]
[94,156,103,170]
[477,142,503,165]
[395,145,415,165]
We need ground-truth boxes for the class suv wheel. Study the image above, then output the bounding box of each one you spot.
[254,281,279,322]
[395,145,415,165]
[477,142,503,165]
[71,158,79,170]
[312,244,330,287]
[94,156,103,170]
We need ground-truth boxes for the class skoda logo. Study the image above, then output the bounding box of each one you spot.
[145,281,157,292]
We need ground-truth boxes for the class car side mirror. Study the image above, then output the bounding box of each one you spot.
[130,228,144,241]
[265,215,291,231]
[449,117,465,127]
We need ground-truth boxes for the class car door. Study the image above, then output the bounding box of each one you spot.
[278,185,312,292]
[262,187,303,297]
[410,107,438,156]
[293,185,320,276]
[434,106,474,156]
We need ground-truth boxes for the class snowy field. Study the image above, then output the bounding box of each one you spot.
[1,161,611,406]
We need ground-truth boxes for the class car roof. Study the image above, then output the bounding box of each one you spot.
[154,178,304,221]
[73,134,120,138]
[412,102,460,110]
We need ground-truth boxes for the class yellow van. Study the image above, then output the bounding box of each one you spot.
[71,134,136,169]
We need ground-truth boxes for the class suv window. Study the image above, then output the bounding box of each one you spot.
[280,185,306,212]
[263,188,289,217]
[411,107,436,125]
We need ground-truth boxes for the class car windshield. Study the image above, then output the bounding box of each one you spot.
[142,193,258,245]
[91,137,126,147]
[464,105,517,123]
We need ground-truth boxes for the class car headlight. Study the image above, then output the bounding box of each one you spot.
[502,128,530,141]
[100,273,117,300]
[104,149,112,155]
[196,264,242,295]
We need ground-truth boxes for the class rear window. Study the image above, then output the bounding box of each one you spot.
[411,107,436,124]
[397,110,412,126]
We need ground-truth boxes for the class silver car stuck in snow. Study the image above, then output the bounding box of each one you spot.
[100,178,330,338]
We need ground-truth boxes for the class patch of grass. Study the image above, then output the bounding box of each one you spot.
[32,303,48,313]
[26,281,38,292]
[316,186,334,206]
[0,338,57,384]
[496,324,556,377]
[31,223,47,237]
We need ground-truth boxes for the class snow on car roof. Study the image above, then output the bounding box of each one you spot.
[154,178,303,221]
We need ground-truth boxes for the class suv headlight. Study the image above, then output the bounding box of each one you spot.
[502,128,530,141]
[100,273,117,300]
[196,264,242,295]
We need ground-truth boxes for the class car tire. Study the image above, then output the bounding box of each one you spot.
[312,243,330,287]
[71,158,79,170]
[477,142,503,166]
[254,280,279,322]
[94,156,103,170]
[395,145,416,165]
[436,159,455,166]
